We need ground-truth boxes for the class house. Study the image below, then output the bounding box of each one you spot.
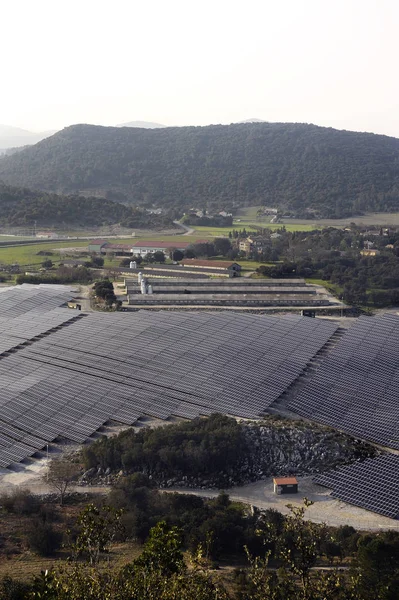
[239,236,266,255]
[273,477,298,495]
[131,240,192,256]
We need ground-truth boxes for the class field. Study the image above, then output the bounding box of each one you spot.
[3,203,399,271]
[236,205,399,229]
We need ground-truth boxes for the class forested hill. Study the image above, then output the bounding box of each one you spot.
[0,183,172,228]
[1,122,399,217]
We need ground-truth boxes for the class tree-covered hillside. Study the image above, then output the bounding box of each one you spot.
[0,122,399,217]
[0,182,172,228]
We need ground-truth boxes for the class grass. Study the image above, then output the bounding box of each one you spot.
[305,278,343,296]
[0,241,90,267]
[236,260,276,271]
[235,205,399,230]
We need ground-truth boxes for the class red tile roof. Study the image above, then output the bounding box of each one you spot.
[89,239,108,245]
[132,240,192,249]
[180,259,239,269]
[273,477,298,485]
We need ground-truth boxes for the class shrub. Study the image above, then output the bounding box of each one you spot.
[27,520,62,556]
[0,489,38,515]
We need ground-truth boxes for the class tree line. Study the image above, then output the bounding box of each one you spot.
[0,182,173,228]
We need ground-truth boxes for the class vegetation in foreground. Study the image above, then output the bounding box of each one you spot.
[0,415,394,599]
[0,491,399,599]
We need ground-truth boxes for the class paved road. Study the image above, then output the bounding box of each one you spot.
[173,221,195,235]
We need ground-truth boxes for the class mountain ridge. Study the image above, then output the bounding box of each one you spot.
[0,121,398,218]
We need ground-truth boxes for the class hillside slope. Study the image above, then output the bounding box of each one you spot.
[0,123,399,217]
[0,183,171,228]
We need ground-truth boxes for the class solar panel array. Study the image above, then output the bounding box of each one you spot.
[314,454,399,519]
[0,284,76,318]
[288,314,399,449]
[0,308,337,467]
[0,285,79,354]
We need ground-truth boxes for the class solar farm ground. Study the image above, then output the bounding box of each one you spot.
[1,285,399,523]
[0,286,338,467]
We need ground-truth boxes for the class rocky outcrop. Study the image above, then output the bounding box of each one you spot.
[81,417,376,489]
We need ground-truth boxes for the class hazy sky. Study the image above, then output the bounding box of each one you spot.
[2,0,399,137]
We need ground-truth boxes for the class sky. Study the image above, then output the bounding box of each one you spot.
[2,0,399,137]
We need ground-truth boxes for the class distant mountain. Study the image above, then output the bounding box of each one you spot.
[116,121,166,129]
[0,182,172,228]
[0,125,57,150]
[0,122,399,217]
[237,118,267,124]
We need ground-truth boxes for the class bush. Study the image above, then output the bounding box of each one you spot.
[0,489,38,515]
[27,520,62,556]
[0,575,31,600]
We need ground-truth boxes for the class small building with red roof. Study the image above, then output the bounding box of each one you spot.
[273,476,298,494]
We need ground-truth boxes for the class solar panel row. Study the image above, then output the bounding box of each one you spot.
[314,453,399,519]
[0,303,338,467]
[289,314,399,449]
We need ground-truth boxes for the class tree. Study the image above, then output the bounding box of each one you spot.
[93,279,117,306]
[189,242,215,258]
[41,259,53,269]
[134,521,184,576]
[213,237,231,256]
[171,249,184,261]
[46,457,80,505]
[151,251,165,263]
[73,504,124,565]
[90,256,104,268]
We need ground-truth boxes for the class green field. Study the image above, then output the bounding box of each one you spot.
[235,205,399,229]
[0,240,88,267]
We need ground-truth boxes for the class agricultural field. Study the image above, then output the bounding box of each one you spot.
[236,206,399,229]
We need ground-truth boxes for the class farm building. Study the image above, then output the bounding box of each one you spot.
[88,240,193,257]
[88,240,108,253]
[180,259,241,277]
[131,240,192,255]
[273,477,298,494]
[124,277,331,307]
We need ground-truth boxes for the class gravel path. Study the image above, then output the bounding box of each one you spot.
[166,476,399,531]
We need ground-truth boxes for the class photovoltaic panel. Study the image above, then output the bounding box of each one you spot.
[289,314,399,449]
[0,302,338,467]
[314,454,399,519]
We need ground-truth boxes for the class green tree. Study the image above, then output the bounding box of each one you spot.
[213,237,231,256]
[171,249,184,261]
[46,457,80,505]
[73,504,124,565]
